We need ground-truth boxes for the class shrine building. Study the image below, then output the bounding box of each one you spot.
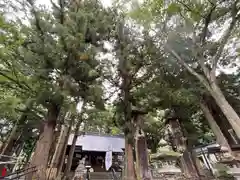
[65,132,125,172]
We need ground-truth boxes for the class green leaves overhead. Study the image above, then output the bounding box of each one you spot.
[1,0,117,107]
[0,0,120,140]
[84,106,121,134]
[166,2,181,15]
[0,0,240,153]
[126,0,240,146]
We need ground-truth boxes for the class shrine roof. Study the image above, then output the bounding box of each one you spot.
[194,143,228,154]
[67,132,125,152]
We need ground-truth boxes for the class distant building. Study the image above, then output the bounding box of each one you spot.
[65,132,125,172]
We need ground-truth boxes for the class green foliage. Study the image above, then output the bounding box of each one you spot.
[0,88,21,121]
[0,0,120,148]
[0,0,117,118]
[144,111,165,153]
[128,0,240,147]
[84,106,121,134]
[22,136,37,160]
[0,0,239,160]
[166,2,181,16]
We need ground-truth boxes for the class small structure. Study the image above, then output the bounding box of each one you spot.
[150,138,182,178]
[133,107,152,180]
[65,132,124,173]
[164,111,199,177]
[194,143,230,172]
[194,143,238,179]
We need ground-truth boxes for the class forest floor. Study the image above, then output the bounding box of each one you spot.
[152,174,234,180]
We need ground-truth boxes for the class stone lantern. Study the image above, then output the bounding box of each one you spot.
[164,111,186,153]
[164,110,199,178]
[150,138,182,175]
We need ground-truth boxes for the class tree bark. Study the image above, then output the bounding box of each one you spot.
[51,124,67,168]
[121,78,137,180]
[209,82,240,139]
[117,20,137,180]
[48,129,60,167]
[191,150,205,176]
[167,119,199,177]
[204,94,238,146]
[57,114,75,177]
[200,100,231,151]
[27,103,61,180]
[135,131,152,180]
[57,137,69,176]
[64,107,85,178]
[134,113,152,180]
[29,122,56,180]
[124,138,137,180]
[180,151,199,178]
[63,129,78,178]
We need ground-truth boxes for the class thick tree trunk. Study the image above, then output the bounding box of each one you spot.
[27,103,60,180]
[179,151,199,178]
[64,109,84,178]
[63,131,78,178]
[210,82,240,138]
[49,112,70,171]
[122,87,136,180]
[57,139,69,176]
[134,113,151,180]
[124,138,137,180]
[48,129,60,166]
[167,118,199,177]
[205,96,238,146]
[51,125,67,168]
[117,20,137,180]
[30,121,56,180]
[200,100,231,151]
[57,116,74,177]
[135,131,152,180]
[191,150,205,176]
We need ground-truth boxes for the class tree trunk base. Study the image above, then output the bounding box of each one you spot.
[26,120,56,180]
[125,138,137,180]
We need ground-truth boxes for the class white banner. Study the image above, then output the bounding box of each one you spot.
[105,150,112,171]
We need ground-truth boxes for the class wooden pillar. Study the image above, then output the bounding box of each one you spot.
[132,109,152,180]
[165,116,199,178]
[204,94,240,147]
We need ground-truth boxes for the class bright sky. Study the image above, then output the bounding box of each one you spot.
[6,0,239,103]
[37,0,112,8]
